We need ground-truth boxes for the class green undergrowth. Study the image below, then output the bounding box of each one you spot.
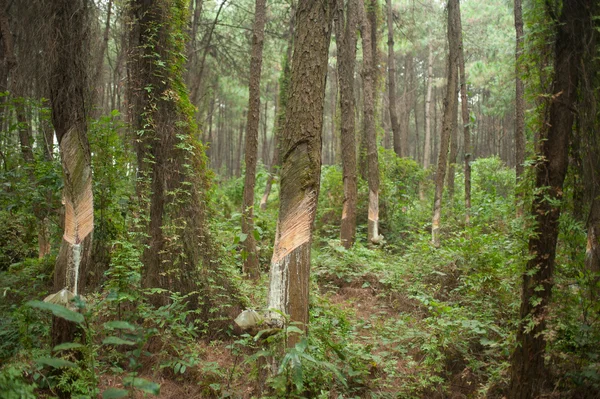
[1,156,599,398]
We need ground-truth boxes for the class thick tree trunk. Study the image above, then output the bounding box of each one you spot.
[508,1,590,397]
[46,0,94,347]
[385,0,400,157]
[241,0,267,280]
[335,0,358,249]
[358,0,381,244]
[457,5,471,224]
[266,0,333,345]
[431,0,460,247]
[128,0,240,321]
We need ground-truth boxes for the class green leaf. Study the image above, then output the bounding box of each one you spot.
[123,377,160,395]
[238,233,248,243]
[102,388,129,399]
[286,326,304,336]
[36,357,77,368]
[252,229,260,241]
[104,321,136,331]
[27,300,84,325]
[53,342,84,351]
[103,336,136,346]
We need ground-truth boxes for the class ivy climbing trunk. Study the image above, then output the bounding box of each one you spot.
[241,0,267,279]
[128,0,240,324]
[335,0,358,249]
[266,0,333,345]
[432,0,459,247]
[46,0,94,347]
[508,1,591,397]
[358,0,380,244]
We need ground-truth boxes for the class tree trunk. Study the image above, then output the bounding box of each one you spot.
[92,0,112,111]
[423,41,434,170]
[514,0,525,216]
[46,0,94,347]
[128,0,239,320]
[386,0,400,157]
[399,54,413,158]
[335,0,358,248]
[357,0,380,244]
[241,0,267,280]
[431,0,460,248]
[457,5,471,224]
[260,4,295,211]
[266,0,333,345]
[508,1,590,397]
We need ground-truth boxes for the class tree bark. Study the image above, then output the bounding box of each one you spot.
[46,0,94,347]
[385,0,400,158]
[241,0,267,280]
[431,0,460,247]
[260,4,295,211]
[266,0,333,345]
[423,41,434,170]
[358,0,381,244]
[514,0,525,216]
[508,1,591,397]
[128,0,239,320]
[399,54,413,158]
[457,4,471,224]
[335,0,358,248]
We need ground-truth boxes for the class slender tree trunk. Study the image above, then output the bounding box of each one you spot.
[457,6,471,224]
[266,0,333,344]
[431,0,460,247]
[92,0,112,111]
[241,0,267,280]
[508,1,590,397]
[399,55,413,158]
[447,102,458,199]
[514,0,525,216]
[423,41,434,170]
[190,0,227,106]
[260,84,269,166]
[386,0,400,156]
[236,111,245,177]
[358,0,380,244]
[260,4,295,210]
[335,0,358,248]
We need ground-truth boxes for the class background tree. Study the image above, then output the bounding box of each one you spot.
[431,0,459,247]
[358,0,381,244]
[335,0,358,248]
[241,0,267,279]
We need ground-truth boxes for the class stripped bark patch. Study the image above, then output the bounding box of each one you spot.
[60,129,94,245]
[272,191,317,263]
